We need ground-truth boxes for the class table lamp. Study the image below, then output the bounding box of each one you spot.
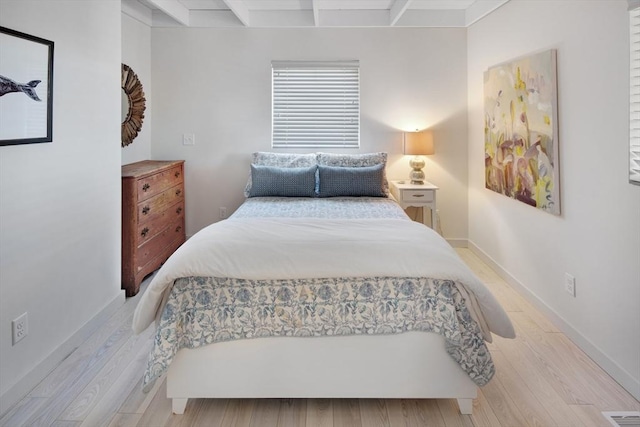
[403,130,434,185]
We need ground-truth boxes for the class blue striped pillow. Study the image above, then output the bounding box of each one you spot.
[248,164,317,198]
[317,164,386,197]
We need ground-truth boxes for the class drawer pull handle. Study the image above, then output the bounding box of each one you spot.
[142,206,150,215]
[141,227,149,237]
[175,171,180,178]
[412,194,425,198]
[176,189,182,196]
[176,207,182,214]
[175,226,182,233]
[142,183,150,192]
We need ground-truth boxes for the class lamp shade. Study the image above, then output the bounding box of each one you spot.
[404,131,434,155]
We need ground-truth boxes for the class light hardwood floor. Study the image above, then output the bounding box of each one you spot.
[1,249,638,427]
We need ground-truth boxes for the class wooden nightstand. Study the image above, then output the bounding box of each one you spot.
[389,180,439,229]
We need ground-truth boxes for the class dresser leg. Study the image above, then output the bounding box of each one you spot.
[121,276,139,297]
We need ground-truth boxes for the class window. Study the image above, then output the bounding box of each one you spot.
[630,1,640,185]
[272,61,359,149]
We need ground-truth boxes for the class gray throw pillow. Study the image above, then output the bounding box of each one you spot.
[317,163,386,198]
[316,152,389,196]
[248,164,317,198]
[244,152,317,197]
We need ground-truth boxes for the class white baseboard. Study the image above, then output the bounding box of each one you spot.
[0,291,126,417]
[446,238,468,248]
[468,241,640,401]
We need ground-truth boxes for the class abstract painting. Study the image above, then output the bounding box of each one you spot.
[0,26,54,146]
[484,49,559,215]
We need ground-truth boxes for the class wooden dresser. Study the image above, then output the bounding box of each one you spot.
[121,160,185,296]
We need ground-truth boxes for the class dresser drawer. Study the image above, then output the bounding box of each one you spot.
[402,190,434,202]
[136,217,185,271]
[137,164,184,202]
[136,201,185,246]
[137,184,184,222]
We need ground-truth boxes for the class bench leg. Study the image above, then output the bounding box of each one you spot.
[457,398,473,415]
[172,398,188,414]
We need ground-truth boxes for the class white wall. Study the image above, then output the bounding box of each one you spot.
[0,0,123,413]
[467,0,640,398]
[150,27,470,240]
[122,12,152,165]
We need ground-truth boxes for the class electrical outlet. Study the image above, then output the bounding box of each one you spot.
[564,273,576,297]
[12,312,28,345]
[182,133,195,146]
[219,207,227,219]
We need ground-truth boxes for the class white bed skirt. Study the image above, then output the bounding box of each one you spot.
[167,331,477,415]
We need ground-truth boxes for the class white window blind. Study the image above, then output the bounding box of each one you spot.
[630,3,640,185]
[272,61,359,149]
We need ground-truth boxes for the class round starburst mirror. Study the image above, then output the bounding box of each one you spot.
[121,64,146,147]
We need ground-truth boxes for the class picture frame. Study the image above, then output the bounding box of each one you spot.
[483,49,560,215]
[0,26,54,146]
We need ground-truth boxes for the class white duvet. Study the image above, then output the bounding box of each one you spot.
[132,217,515,340]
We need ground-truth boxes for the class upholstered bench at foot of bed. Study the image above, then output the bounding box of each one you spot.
[166,332,478,415]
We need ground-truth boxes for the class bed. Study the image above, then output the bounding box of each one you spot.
[132,152,515,416]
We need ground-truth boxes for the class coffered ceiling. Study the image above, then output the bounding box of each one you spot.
[122,0,510,28]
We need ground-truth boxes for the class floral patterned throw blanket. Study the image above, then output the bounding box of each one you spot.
[143,275,494,390]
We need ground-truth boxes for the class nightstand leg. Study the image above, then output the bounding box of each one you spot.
[420,207,428,227]
[431,208,437,231]
[422,207,435,229]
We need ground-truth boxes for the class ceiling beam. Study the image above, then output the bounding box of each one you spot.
[222,0,251,27]
[320,10,389,27]
[145,0,190,26]
[312,0,320,27]
[390,0,413,26]
[122,0,153,27]
[465,0,510,26]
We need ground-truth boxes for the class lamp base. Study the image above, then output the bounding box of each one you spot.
[409,156,426,185]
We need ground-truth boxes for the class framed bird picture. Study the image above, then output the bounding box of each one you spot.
[0,26,54,146]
